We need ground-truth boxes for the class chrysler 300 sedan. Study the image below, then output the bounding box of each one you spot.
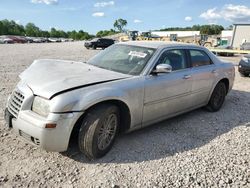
[5,41,235,159]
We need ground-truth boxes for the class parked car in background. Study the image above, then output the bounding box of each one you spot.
[84,38,114,49]
[8,36,27,43]
[240,42,250,50]
[30,37,42,43]
[60,38,69,42]
[238,54,250,77]
[48,38,61,42]
[4,42,235,159]
[0,36,15,44]
[25,37,34,43]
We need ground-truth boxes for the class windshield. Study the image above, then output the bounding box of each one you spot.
[88,44,156,75]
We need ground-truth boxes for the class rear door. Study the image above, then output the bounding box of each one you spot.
[188,49,216,106]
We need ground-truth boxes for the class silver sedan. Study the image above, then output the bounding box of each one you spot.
[5,41,235,159]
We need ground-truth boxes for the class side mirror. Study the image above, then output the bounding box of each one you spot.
[153,64,172,74]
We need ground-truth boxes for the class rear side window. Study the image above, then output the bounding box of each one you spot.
[190,50,212,67]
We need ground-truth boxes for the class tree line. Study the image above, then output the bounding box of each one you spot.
[0,19,94,40]
[159,25,226,35]
[0,18,230,40]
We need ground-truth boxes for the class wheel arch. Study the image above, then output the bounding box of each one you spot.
[69,99,131,145]
[219,78,229,94]
[207,77,230,103]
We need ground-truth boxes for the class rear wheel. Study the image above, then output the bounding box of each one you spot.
[206,82,226,112]
[78,104,119,159]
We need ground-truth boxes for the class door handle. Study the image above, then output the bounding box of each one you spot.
[183,75,191,79]
[212,69,217,73]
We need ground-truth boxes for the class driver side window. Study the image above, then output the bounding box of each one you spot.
[157,49,187,71]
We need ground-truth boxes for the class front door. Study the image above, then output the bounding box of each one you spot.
[143,49,193,126]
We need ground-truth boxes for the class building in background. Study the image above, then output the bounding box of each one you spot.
[221,30,233,46]
[152,31,200,38]
[231,23,250,48]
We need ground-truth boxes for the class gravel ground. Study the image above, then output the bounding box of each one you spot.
[0,42,249,188]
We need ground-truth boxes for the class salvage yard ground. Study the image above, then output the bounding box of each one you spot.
[0,42,249,187]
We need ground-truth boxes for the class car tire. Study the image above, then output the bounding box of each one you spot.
[206,82,227,112]
[78,104,120,159]
[92,45,96,50]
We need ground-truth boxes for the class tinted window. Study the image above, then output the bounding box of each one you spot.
[190,50,211,67]
[157,49,187,71]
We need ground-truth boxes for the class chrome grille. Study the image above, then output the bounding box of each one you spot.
[8,90,25,118]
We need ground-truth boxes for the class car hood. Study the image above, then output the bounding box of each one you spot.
[20,59,131,99]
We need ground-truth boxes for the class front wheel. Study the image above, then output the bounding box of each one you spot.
[78,104,119,159]
[206,82,226,112]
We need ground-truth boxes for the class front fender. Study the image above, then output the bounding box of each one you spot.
[49,77,145,128]
[50,87,127,112]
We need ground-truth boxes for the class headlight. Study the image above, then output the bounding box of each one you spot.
[242,57,249,63]
[32,96,50,117]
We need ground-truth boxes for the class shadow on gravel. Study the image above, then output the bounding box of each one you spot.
[62,89,250,163]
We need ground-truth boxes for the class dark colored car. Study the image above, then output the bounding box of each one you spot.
[240,42,250,50]
[84,38,114,49]
[8,36,27,43]
[238,54,250,77]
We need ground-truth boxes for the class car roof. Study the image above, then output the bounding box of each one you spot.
[119,41,201,49]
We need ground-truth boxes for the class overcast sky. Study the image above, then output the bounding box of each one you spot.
[1,0,250,34]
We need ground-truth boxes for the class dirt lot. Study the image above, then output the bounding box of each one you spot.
[0,42,249,187]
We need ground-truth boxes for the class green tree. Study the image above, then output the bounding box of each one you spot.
[0,21,3,35]
[96,29,118,37]
[40,30,50,38]
[227,25,233,30]
[113,18,127,32]
[25,23,40,37]
[0,19,25,35]
[200,25,224,35]
[68,30,77,39]
[159,24,224,35]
